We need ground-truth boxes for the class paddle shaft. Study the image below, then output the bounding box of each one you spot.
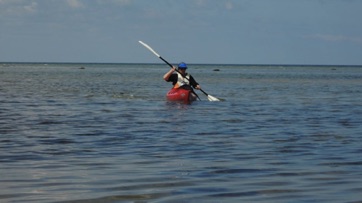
[159,56,173,68]
[138,41,220,101]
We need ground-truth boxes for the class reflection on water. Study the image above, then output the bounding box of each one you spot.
[1,63,362,202]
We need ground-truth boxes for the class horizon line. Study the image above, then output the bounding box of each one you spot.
[1,61,361,67]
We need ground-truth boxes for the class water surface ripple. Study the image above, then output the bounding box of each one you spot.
[1,63,361,202]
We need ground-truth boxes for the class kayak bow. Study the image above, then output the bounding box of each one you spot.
[166,88,197,104]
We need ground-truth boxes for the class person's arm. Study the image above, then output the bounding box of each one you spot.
[190,75,201,89]
[163,66,176,81]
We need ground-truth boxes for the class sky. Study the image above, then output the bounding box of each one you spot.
[1,0,362,65]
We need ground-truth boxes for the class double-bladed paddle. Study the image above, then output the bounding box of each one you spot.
[138,40,221,102]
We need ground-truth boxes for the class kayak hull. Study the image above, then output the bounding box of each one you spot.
[166,88,197,104]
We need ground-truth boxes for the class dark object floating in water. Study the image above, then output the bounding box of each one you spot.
[213,69,220,71]
[80,67,85,69]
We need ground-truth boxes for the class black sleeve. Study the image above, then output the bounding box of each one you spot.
[167,74,178,85]
[189,75,199,88]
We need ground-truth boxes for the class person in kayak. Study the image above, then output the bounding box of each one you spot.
[163,62,201,90]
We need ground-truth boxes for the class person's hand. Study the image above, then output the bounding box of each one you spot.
[195,85,201,90]
[164,66,177,81]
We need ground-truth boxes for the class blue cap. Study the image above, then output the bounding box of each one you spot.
[178,62,187,69]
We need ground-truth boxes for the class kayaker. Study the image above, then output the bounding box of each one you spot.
[163,62,201,90]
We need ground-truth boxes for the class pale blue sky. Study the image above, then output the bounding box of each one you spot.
[1,0,361,65]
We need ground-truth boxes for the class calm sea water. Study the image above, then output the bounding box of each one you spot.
[1,63,361,203]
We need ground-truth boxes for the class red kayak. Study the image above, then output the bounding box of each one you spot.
[166,88,197,104]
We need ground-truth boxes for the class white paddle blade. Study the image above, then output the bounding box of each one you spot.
[207,95,220,101]
[138,41,160,57]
